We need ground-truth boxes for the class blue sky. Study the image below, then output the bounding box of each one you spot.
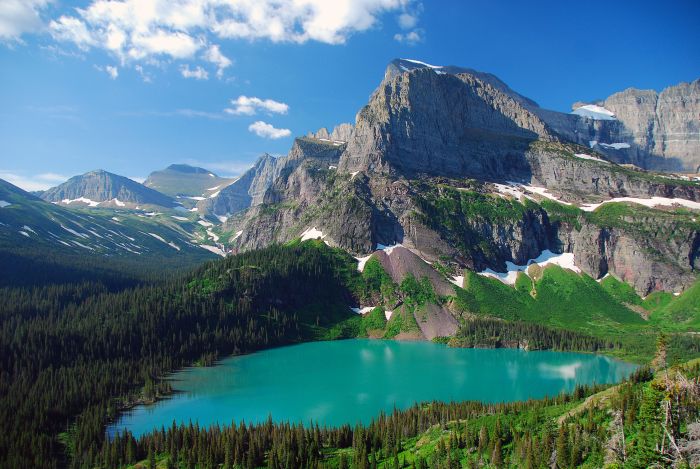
[1,0,699,191]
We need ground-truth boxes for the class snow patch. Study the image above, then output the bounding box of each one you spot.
[0,200,10,208]
[62,197,101,207]
[450,276,464,288]
[599,142,631,150]
[581,196,700,212]
[301,227,325,241]
[385,310,394,321]
[72,241,94,251]
[479,250,581,286]
[22,225,37,234]
[574,153,610,164]
[356,254,373,272]
[350,306,376,315]
[207,185,222,191]
[197,219,214,227]
[572,104,616,121]
[171,216,189,221]
[167,242,181,251]
[206,228,219,242]
[60,224,89,239]
[232,230,243,241]
[376,243,402,255]
[350,171,359,179]
[19,231,30,237]
[112,198,125,207]
[199,244,226,257]
[402,58,444,70]
[217,214,230,223]
[208,190,220,198]
[147,232,167,243]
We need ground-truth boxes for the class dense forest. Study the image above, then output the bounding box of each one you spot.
[1,241,699,468]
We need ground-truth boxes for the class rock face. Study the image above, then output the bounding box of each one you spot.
[339,60,555,179]
[307,123,354,142]
[547,80,700,172]
[217,59,700,297]
[200,154,278,217]
[41,170,174,207]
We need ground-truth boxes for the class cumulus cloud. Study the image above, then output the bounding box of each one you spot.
[43,0,415,74]
[203,44,232,78]
[248,121,291,139]
[397,12,418,29]
[180,64,208,80]
[225,96,289,116]
[0,170,67,191]
[0,0,52,41]
[394,29,423,44]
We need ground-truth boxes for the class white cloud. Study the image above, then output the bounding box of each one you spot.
[43,0,416,76]
[203,44,231,78]
[95,64,119,79]
[225,96,289,116]
[180,64,208,80]
[397,13,417,29]
[0,170,67,191]
[394,29,423,44]
[248,121,291,139]
[0,0,51,41]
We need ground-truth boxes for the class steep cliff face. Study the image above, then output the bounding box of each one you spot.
[339,60,554,179]
[219,59,700,297]
[555,79,700,172]
[199,153,278,218]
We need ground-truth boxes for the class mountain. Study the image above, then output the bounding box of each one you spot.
[143,163,235,199]
[0,177,219,284]
[41,169,175,208]
[196,59,700,298]
[567,79,700,172]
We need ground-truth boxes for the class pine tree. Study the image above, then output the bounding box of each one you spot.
[556,424,570,469]
[491,438,503,468]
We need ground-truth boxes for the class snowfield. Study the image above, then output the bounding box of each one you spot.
[574,153,610,164]
[572,104,616,120]
[0,200,11,207]
[479,250,581,285]
[581,196,700,212]
[199,244,226,257]
[62,197,101,207]
[301,227,325,241]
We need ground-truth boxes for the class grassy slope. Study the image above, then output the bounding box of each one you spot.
[453,265,700,363]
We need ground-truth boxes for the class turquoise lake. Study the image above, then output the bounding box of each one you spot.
[108,339,636,437]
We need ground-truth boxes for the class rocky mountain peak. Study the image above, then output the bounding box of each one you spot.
[41,169,173,207]
[338,59,554,179]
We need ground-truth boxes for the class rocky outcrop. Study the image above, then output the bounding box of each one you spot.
[307,123,354,142]
[339,62,555,179]
[548,79,700,172]
[41,170,174,207]
[220,59,700,297]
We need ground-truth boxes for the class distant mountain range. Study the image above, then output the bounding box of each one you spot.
[2,58,699,298]
[144,164,236,199]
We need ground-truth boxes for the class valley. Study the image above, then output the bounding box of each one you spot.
[1,57,699,469]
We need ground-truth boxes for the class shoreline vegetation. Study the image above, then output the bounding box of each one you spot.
[2,241,699,468]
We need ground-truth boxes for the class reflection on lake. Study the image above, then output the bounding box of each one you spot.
[109,339,636,438]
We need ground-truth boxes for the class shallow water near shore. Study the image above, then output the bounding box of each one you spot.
[108,339,636,437]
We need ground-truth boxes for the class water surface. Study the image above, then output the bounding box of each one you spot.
[109,339,636,437]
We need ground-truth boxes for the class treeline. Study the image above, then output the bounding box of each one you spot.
[451,318,620,352]
[101,383,607,469]
[0,242,359,468]
[102,363,700,468]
